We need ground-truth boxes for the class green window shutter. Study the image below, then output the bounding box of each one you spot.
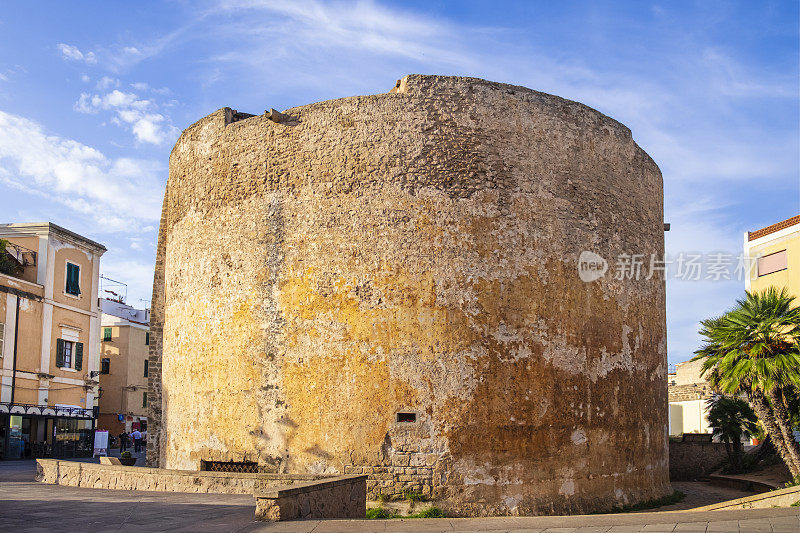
[103,327,112,341]
[74,342,83,371]
[56,339,65,367]
[145,332,150,345]
[143,359,149,377]
[142,392,148,408]
[66,263,81,295]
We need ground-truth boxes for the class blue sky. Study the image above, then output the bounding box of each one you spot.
[0,1,797,366]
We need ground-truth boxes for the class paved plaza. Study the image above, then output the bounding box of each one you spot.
[0,461,797,532]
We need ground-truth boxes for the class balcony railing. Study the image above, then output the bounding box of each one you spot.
[4,241,37,267]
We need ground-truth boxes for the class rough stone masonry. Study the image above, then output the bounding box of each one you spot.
[147,74,669,516]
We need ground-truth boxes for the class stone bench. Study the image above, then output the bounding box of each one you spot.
[99,457,122,466]
[255,475,367,521]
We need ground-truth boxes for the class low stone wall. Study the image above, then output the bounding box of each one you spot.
[36,459,325,494]
[255,475,367,521]
[669,441,729,481]
[692,484,800,510]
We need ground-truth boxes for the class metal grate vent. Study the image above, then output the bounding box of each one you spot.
[201,460,258,473]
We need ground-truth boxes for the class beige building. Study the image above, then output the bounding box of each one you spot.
[97,298,150,436]
[0,222,105,459]
[667,359,713,436]
[744,215,800,298]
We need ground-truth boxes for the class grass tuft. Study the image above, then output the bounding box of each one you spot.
[366,506,446,519]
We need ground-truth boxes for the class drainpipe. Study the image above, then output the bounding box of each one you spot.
[10,295,20,405]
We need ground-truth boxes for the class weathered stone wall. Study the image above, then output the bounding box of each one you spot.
[36,458,326,494]
[668,441,729,481]
[150,74,669,516]
[255,475,367,521]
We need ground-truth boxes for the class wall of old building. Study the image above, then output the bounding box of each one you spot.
[149,75,669,516]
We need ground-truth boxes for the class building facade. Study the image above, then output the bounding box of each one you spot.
[149,75,670,516]
[97,298,150,435]
[0,223,105,460]
[667,359,713,436]
[744,215,800,298]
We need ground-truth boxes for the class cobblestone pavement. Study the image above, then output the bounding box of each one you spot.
[1,461,797,532]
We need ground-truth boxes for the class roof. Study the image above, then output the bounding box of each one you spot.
[0,222,107,253]
[747,215,800,242]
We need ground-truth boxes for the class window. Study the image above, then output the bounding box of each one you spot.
[757,250,787,277]
[145,331,150,345]
[396,412,417,423]
[142,392,148,408]
[65,262,81,296]
[101,358,110,374]
[56,339,84,370]
[97,387,103,399]
[63,341,72,367]
[0,322,4,357]
[103,327,112,341]
[143,360,149,377]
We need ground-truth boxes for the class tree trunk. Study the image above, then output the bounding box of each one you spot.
[732,437,743,474]
[750,390,800,476]
[723,440,735,472]
[767,387,800,476]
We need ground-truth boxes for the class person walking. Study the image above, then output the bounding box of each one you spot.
[131,429,142,453]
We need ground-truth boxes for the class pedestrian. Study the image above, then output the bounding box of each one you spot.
[119,431,128,452]
[131,428,142,453]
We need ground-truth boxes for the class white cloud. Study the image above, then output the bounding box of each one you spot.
[57,43,97,64]
[96,76,120,90]
[74,89,177,145]
[0,110,163,231]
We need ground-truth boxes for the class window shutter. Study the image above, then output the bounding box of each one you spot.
[103,327,112,341]
[145,332,150,345]
[142,392,148,408]
[66,263,81,296]
[74,342,84,371]
[56,339,65,367]
[144,360,149,377]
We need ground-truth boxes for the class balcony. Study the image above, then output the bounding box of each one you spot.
[0,240,37,279]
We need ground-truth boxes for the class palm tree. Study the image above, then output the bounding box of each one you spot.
[693,287,800,477]
[706,395,759,473]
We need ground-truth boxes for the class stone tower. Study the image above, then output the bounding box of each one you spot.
[147,75,669,516]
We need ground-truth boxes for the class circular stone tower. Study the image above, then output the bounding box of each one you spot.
[148,75,669,516]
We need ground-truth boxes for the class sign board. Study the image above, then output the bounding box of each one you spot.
[93,430,109,457]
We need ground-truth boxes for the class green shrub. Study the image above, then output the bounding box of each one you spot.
[408,506,445,518]
[120,451,132,458]
[366,508,394,519]
[403,490,428,502]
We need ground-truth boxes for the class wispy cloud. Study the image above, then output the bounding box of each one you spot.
[57,43,96,64]
[74,89,178,145]
[0,110,163,231]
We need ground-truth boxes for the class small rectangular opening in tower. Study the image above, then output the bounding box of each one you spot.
[397,412,416,423]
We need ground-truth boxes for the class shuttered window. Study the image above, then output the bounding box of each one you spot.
[101,358,110,374]
[103,327,112,341]
[0,322,4,358]
[65,262,81,296]
[143,360,149,377]
[56,339,83,370]
[145,331,150,345]
[757,250,788,277]
[142,392,148,408]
